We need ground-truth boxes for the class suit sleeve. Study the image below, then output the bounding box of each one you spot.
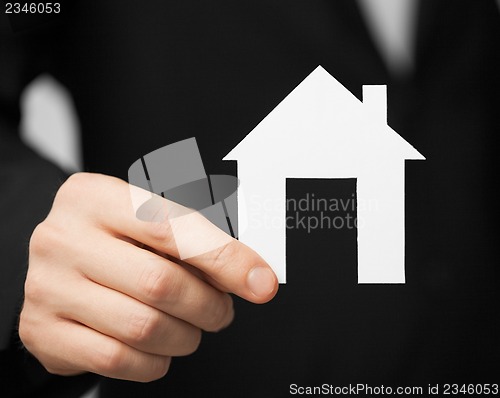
[0,130,66,350]
[0,11,100,397]
[0,11,67,351]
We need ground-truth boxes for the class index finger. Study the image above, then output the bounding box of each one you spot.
[97,177,279,304]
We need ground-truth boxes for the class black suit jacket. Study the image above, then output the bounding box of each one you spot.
[1,1,499,397]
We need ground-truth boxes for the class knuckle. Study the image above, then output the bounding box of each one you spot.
[29,222,60,258]
[23,269,47,304]
[182,328,202,356]
[28,224,45,255]
[42,364,74,376]
[204,294,234,332]
[18,311,35,350]
[55,172,91,202]
[146,218,174,245]
[138,265,182,304]
[92,340,128,376]
[140,356,172,383]
[208,241,237,276]
[43,365,59,375]
[126,310,162,345]
[43,366,78,376]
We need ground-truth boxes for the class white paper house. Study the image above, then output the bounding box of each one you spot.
[224,66,425,284]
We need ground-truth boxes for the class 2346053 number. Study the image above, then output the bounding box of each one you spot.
[443,384,499,395]
[5,2,60,14]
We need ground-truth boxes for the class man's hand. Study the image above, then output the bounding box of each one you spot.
[19,173,278,382]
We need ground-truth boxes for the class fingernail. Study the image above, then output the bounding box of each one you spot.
[247,267,276,299]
